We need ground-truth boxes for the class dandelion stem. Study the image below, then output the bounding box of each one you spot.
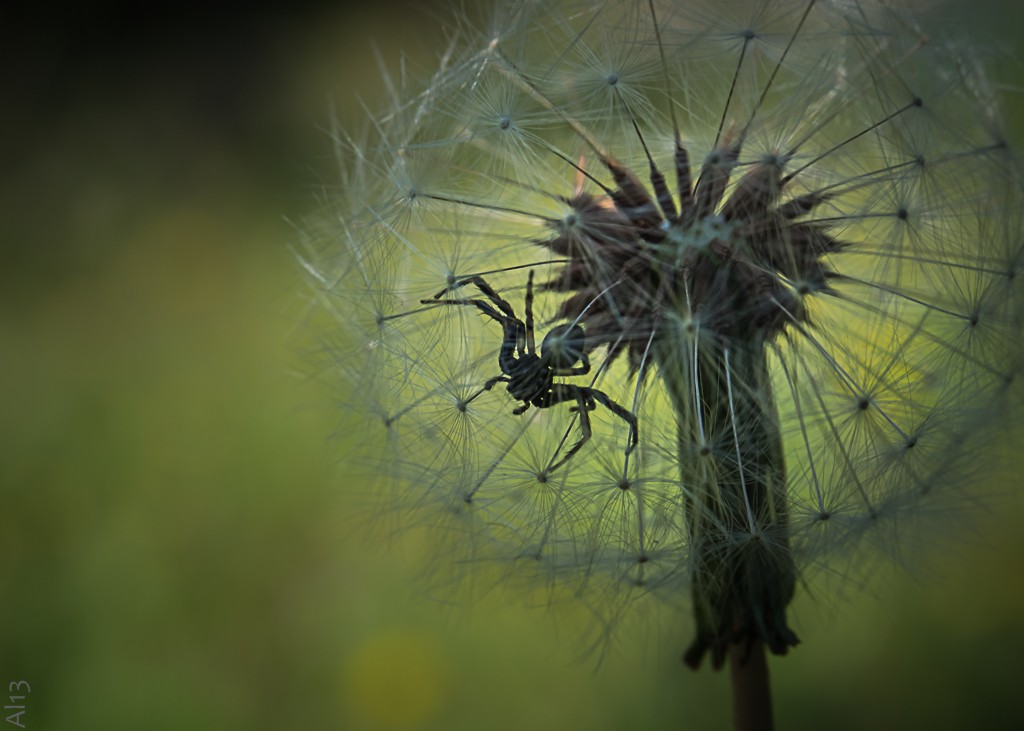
[656,334,798,671]
[729,640,774,731]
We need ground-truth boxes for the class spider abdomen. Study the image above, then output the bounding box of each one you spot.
[540,323,586,369]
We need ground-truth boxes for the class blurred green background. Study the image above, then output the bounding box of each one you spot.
[2,2,1022,729]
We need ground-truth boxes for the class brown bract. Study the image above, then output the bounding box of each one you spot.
[538,132,843,373]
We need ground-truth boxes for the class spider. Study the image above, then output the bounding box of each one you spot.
[422,270,638,472]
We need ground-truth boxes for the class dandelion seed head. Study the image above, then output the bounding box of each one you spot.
[305,0,1024,663]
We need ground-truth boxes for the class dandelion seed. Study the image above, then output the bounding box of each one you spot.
[303,1,1023,728]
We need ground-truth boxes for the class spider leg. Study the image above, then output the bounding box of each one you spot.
[524,270,536,355]
[463,375,510,407]
[423,302,525,379]
[551,351,591,377]
[587,388,639,455]
[425,276,527,364]
[459,276,527,357]
[536,384,593,472]
[569,391,596,413]
[433,276,517,320]
[420,296,506,325]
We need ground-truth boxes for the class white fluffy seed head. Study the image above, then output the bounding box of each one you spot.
[301,0,1024,644]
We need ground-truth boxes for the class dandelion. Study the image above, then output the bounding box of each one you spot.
[300,1,1023,728]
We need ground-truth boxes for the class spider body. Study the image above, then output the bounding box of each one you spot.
[423,271,638,472]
